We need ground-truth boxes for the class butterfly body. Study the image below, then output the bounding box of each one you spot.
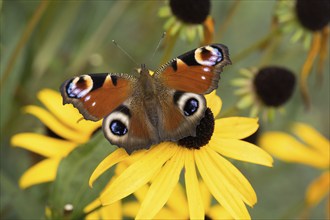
[60,44,231,154]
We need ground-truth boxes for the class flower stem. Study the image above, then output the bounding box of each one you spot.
[0,0,50,88]
[216,0,241,40]
[231,27,281,64]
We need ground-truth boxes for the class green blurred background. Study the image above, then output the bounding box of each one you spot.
[1,0,329,219]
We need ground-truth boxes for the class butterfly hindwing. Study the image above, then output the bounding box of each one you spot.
[157,89,207,142]
[155,44,231,94]
[102,102,159,154]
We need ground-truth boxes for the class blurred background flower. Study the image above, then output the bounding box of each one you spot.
[259,122,329,218]
[274,0,330,107]
[159,0,213,44]
[232,66,296,121]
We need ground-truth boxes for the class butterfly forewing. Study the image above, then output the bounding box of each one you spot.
[155,44,231,94]
[60,73,134,121]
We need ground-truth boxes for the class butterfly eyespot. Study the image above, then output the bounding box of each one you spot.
[183,98,199,116]
[174,92,206,118]
[66,75,93,98]
[110,120,128,136]
[103,107,130,144]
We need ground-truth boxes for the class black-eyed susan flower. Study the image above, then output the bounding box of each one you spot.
[158,0,214,44]
[11,89,101,188]
[89,91,273,220]
[122,180,233,219]
[274,0,330,107]
[259,122,329,217]
[232,66,296,121]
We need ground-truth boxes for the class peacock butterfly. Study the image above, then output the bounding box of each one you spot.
[60,44,231,154]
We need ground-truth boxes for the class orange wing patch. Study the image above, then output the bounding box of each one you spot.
[161,59,216,94]
[156,44,231,94]
[61,74,133,121]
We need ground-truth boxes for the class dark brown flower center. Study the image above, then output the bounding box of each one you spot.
[253,66,296,107]
[169,0,210,24]
[295,0,330,31]
[177,108,214,149]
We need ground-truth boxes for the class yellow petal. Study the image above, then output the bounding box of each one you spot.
[19,158,61,188]
[89,148,128,187]
[11,133,76,157]
[306,171,330,207]
[237,94,253,109]
[100,143,177,205]
[292,123,330,156]
[231,78,250,86]
[124,202,186,219]
[205,147,257,206]
[24,105,88,143]
[84,198,101,213]
[205,91,222,117]
[100,200,122,219]
[122,202,140,218]
[132,184,149,203]
[210,137,273,167]
[184,150,204,219]
[154,206,187,219]
[208,205,233,219]
[114,150,147,176]
[136,148,184,219]
[202,15,214,45]
[259,132,328,168]
[195,148,251,220]
[37,89,101,134]
[85,199,121,220]
[84,210,100,220]
[200,181,211,213]
[166,183,189,217]
[214,117,259,139]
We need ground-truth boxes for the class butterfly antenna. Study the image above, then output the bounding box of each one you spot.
[149,32,166,62]
[112,40,139,66]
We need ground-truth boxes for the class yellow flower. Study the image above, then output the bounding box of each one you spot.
[90,92,273,220]
[159,0,214,44]
[274,0,330,107]
[232,66,296,121]
[10,89,101,188]
[259,123,330,216]
[123,180,233,219]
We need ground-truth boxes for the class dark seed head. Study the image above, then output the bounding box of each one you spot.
[295,0,330,31]
[205,215,212,220]
[169,0,211,24]
[253,66,296,107]
[178,108,214,149]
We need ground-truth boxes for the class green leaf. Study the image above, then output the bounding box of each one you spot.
[48,132,117,219]
[0,171,45,219]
